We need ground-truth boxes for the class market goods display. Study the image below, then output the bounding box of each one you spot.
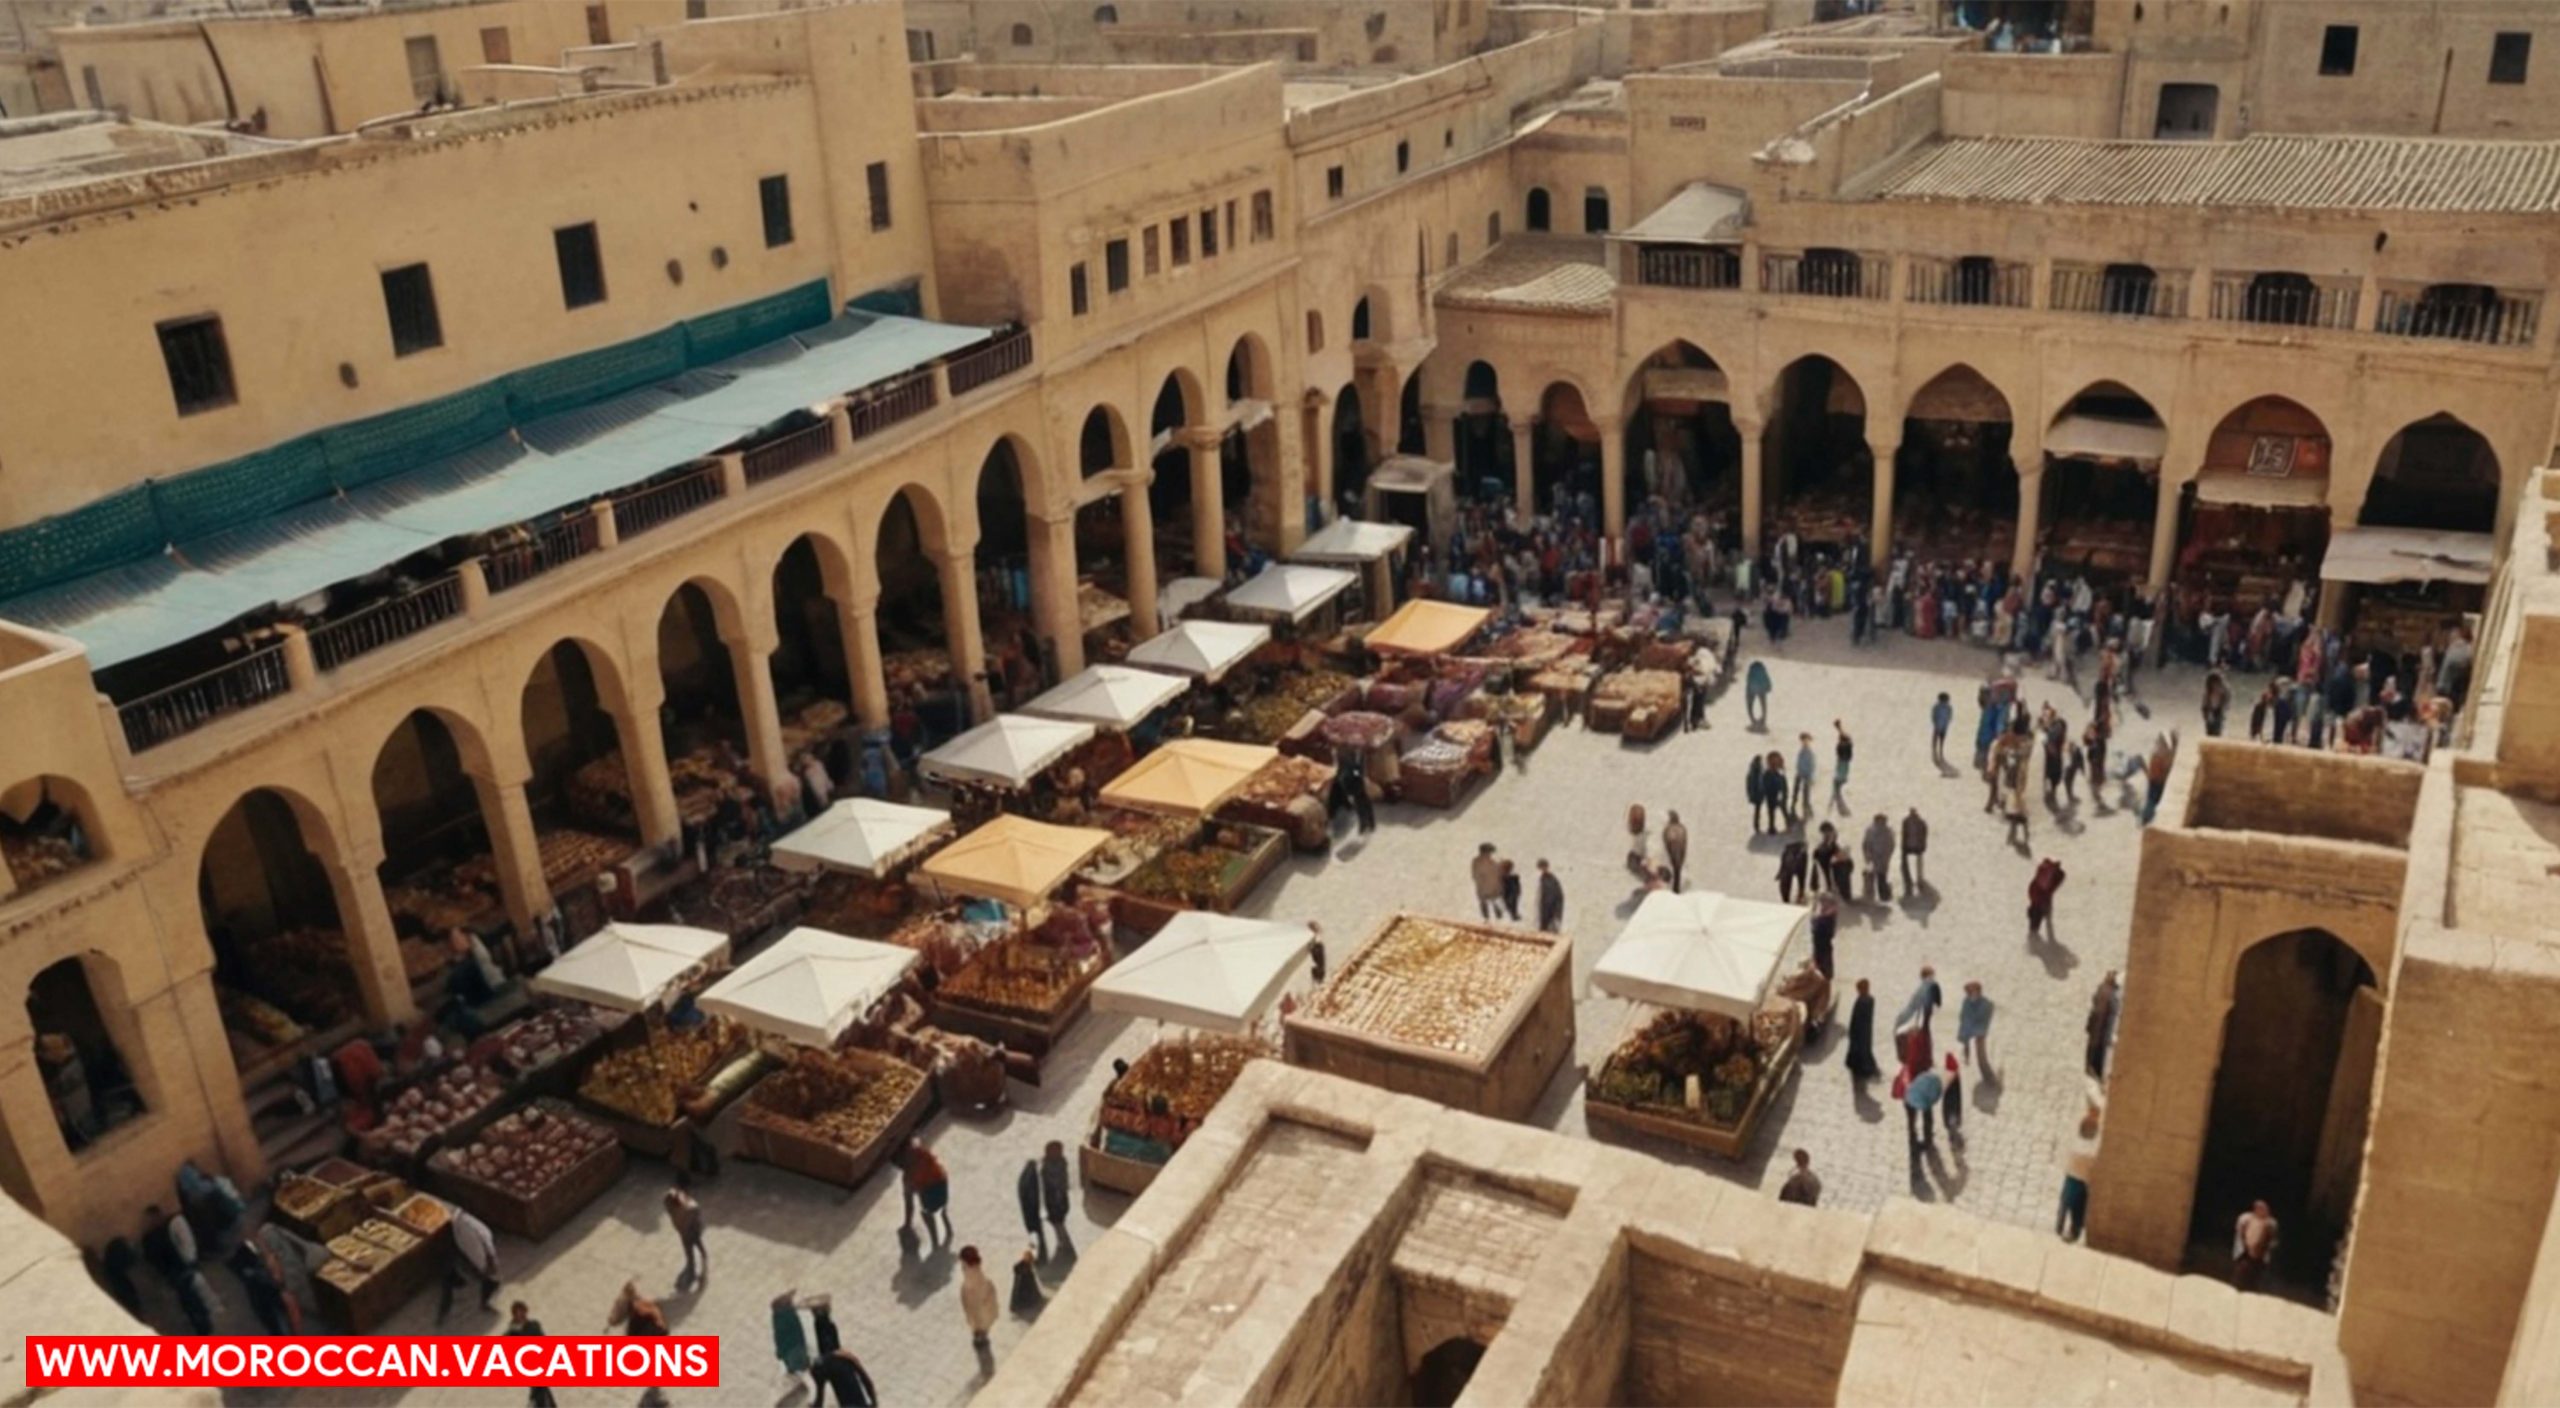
[430,1104,617,1197]
[1318,711,1399,751]
[1230,669,1353,743]
[274,1173,342,1224]
[352,1217,421,1257]
[367,1065,508,1160]
[0,832,88,892]
[566,752,642,833]
[1081,812,1195,885]
[1104,1034,1264,1129]
[230,927,363,1031]
[883,649,955,693]
[781,699,850,755]
[801,874,918,939]
[489,1006,612,1078]
[1233,755,1333,808]
[1301,918,1554,1057]
[742,1049,927,1150]
[1589,1009,1783,1127]
[218,989,307,1049]
[1589,669,1683,739]
[1483,629,1578,669]
[538,828,633,890]
[576,1019,742,1128]
[395,935,452,987]
[667,862,811,938]
[940,935,1106,1024]
[383,876,501,937]
[311,1157,371,1187]
[1122,840,1248,908]
[393,1194,451,1233]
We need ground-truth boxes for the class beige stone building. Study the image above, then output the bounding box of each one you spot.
[4,2,2560,1400]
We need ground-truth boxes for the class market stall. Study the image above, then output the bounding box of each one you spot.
[1087,741,1291,934]
[1283,912,1574,1122]
[1098,740,1275,816]
[1124,619,1273,684]
[570,1012,767,1159]
[1588,669,1684,742]
[1292,517,1413,621]
[1362,599,1491,659]
[1220,668,1357,747]
[1158,576,1222,626]
[2323,524,2494,658]
[274,1158,451,1331]
[918,814,1111,910]
[771,799,954,878]
[918,816,1116,1065]
[1081,912,1311,1194]
[424,1100,626,1239]
[1223,563,1357,631]
[529,922,730,1014]
[918,714,1099,793]
[1216,753,1336,851]
[1583,890,1820,1160]
[1020,665,1189,733]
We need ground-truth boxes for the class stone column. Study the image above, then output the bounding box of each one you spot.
[729,624,791,800]
[1870,435,1900,558]
[1373,364,1406,460]
[329,845,418,1026]
[618,677,683,848]
[471,773,553,939]
[842,595,890,731]
[1421,403,1457,464]
[1598,418,1627,543]
[168,971,266,1190]
[1121,475,1162,639]
[1026,509,1085,680]
[1512,420,1537,521]
[277,623,318,691]
[936,549,994,722]
[2145,473,2182,590]
[457,558,490,615]
[1185,428,1228,581]
[1736,419,1765,559]
[2012,459,2044,579]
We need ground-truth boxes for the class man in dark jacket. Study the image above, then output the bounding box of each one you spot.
[1535,860,1564,933]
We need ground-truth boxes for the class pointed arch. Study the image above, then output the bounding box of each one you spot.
[1079,405,1131,478]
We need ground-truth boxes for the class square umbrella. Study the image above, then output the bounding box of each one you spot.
[1099,738,1279,816]
[1020,664,1190,730]
[1224,563,1356,622]
[697,927,918,1047]
[1364,598,1491,656]
[1592,890,1807,1021]
[917,813,1112,909]
[1090,912,1313,1034]
[529,922,730,1012]
[919,713,1097,789]
[1124,619,1272,682]
[769,798,954,877]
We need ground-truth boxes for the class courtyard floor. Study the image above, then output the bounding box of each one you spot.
[165,614,2213,1407]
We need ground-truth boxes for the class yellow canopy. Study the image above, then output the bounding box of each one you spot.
[1366,599,1491,656]
[1099,739,1280,816]
[917,814,1111,909]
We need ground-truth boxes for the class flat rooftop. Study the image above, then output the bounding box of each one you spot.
[1856,132,2560,214]
[0,113,285,196]
[1436,235,1615,315]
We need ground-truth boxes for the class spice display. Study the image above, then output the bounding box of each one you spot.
[327,1235,393,1273]
[1318,711,1399,750]
[393,1194,450,1233]
[430,1104,617,1199]
[741,1049,927,1151]
[487,1006,611,1078]
[802,874,918,939]
[1102,1035,1266,1130]
[1230,670,1353,743]
[1301,918,1555,1056]
[1122,842,1246,907]
[939,935,1106,1023]
[274,1174,341,1223]
[1233,755,1332,808]
[310,1157,371,1187]
[369,1065,508,1160]
[353,1217,421,1256]
[576,1019,742,1128]
[1082,812,1195,884]
[1589,1009,1784,1127]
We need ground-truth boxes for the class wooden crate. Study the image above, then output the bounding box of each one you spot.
[735,1051,935,1189]
[424,1102,627,1240]
[571,1043,766,1158]
[1398,764,1481,810]
[1583,1017,1802,1162]
[309,1236,440,1333]
[1079,1133,1164,1197]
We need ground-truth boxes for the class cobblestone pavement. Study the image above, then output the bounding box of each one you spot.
[152,615,2208,1408]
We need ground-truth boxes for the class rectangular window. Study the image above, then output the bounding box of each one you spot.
[685,0,708,17]
[1251,190,1274,242]
[865,161,892,230]
[1170,216,1191,265]
[479,26,511,64]
[1070,262,1090,316]
[1106,237,1130,293]
[1327,165,1345,200]
[405,35,444,103]
[81,65,104,109]
[759,174,794,248]
[1201,206,1219,257]
[1224,200,1237,252]
[156,315,236,416]
[2491,31,2531,84]
[553,222,606,309]
[380,263,443,356]
[1143,225,1161,275]
[585,4,610,44]
[2319,24,2358,76]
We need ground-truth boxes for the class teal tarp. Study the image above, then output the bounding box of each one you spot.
[0,485,162,600]
[150,438,333,543]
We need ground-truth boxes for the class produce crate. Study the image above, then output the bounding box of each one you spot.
[736,1049,935,1189]
[424,1100,625,1240]
[574,1047,770,1158]
[1397,763,1480,810]
[1106,823,1289,937]
[1622,701,1679,742]
[309,1236,440,1334]
[1079,1130,1164,1197]
[931,972,1100,1073]
[1284,913,1575,1123]
[1582,1013,1803,1161]
[271,1171,364,1243]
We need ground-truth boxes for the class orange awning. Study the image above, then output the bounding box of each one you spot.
[1365,599,1491,656]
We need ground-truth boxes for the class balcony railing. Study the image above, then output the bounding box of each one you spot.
[485,511,602,594]
[742,418,841,485]
[1760,250,1891,301]
[309,574,465,672]
[847,366,940,441]
[2375,286,2540,348]
[118,643,292,753]
[2050,264,2188,319]
[1906,257,2032,309]
[2208,273,2359,331]
[611,463,727,539]
[944,327,1034,397]
[1635,245,1743,290]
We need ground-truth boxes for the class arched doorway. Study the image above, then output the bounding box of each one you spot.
[1148,374,1201,576]
[2347,414,2500,667]
[370,710,504,962]
[26,954,147,1155]
[1456,360,1513,505]
[1762,356,1871,553]
[2189,930,2379,1304]
[525,640,641,857]
[2176,396,2332,655]
[2041,382,2165,584]
[874,489,969,745]
[1620,340,1739,519]
[1074,406,1136,651]
[1535,382,1599,520]
[1411,1337,1487,1408]
[1333,382,1371,514]
[1223,337,1279,560]
[975,439,1043,705]
[771,536,852,718]
[200,789,366,1054]
[1525,187,1551,232]
[0,775,102,897]
[2364,414,2498,533]
[1897,364,2017,565]
[1351,294,1377,342]
[656,582,748,780]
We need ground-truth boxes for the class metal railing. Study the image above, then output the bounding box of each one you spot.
[2050,264,2187,318]
[310,574,465,672]
[611,463,727,539]
[2374,286,2541,348]
[1635,246,1743,290]
[944,327,1033,396]
[117,643,292,753]
[2208,273,2359,331]
[485,511,601,594]
[847,366,940,441]
[1906,256,2032,308]
[742,418,841,485]
[1759,250,1891,300]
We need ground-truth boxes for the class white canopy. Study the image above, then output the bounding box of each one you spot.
[529,922,729,1013]
[1159,576,1222,624]
[1224,563,1356,622]
[769,798,954,877]
[919,713,1097,789]
[1592,890,1808,1021]
[1090,912,1313,1034]
[1612,181,1748,245]
[2046,413,2166,466]
[696,927,917,1047]
[1020,664,1189,730]
[1125,618,1272,683]
[2320,525,2496,586]
[1293,518,1415,564]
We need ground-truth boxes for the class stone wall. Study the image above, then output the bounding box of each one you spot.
[2183,741,2426,849]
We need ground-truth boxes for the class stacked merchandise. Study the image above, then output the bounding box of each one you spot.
[425,1102,626,1238]
[737,1048,933,1188]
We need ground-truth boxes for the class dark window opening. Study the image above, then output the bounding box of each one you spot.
[156,315,235,416]
[1525,187,1551,231]
[1954,254,1997,305]
[554,222,606,309]
[1396,139,1410,173]
[2101,262,2158,315]
[759,173,794,248]
[2244,270,2319,325]
[585,5,610,45]
[1225,200,1237,252]
[2320,24,2358,76]
[405,34,444,104]
[1798,247,1861,297]
[1486,211,1501,245]
[685,0,707,17]
[1352,297,1372,340]
[2491,31,2531,84]
[1143,225,1161,275]
[1171,216,1192,265]
[1105,237,1130,293]
[1201,206,1220,257]
[1252,190,1274,241]
[1327,165,1345,200]
[2154,82,2218,137]
[480,26,511,64]
[1306,311,1323,351]
[1583,187,1610,233]
[865,161,892,230]
[1011,22,1034,45]
[380,263,443,356]
[1095,3,1119,22]
[1070,262,1090,315]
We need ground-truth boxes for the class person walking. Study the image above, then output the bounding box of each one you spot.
[1777,836,1809,903]
[1844,979,1880,1082]
[2202,669,2231,738]
[1792,734,1817,819]
[440,1206,500,1324]
[958,1246,998,1348]
[2086,971,2119,1079]
[900,1137,954,1241]
[1747,754,1770,833]
[1831,721,1854,808]
[2027,856,2066,943]
[507,1301,558,1408]
[1899,965,1944,1037]
[1471,843,1505,919]
[1040,1141,1071,1238]
[1015,1159,1046,1256]
[2233,1201,2280,1292]
[665,1186,708,1290]
[1956,981,1994,1078]
[771,1291,813,1392]
[1930,691,1954,767]
[815,1345,880,1408]
[1662,812,1689,892]
[1899,807,1928,891]
[1778,1150,1822,1207]
[1499,859,1524,921]
[1860,813,1894,903]
[1809,894,1839,981]
[1535,859,1564,933]
[1745,658,1772,728]
[2058,1110,2098,1242]
[1941,1052,1965,1147]
[1899,1058,1945,1151]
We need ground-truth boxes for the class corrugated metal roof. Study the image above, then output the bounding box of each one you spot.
[1861,133,2560,213]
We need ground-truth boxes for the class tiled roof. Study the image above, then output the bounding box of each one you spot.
[1857,133,2560,214]
[1435,235,1616,315]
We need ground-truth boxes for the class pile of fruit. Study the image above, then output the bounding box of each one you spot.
[939,938,1100,1022]
[369,1066,507,1159]
[430,1104,616,1197]
[1123,843,1242,907]
[566,753,640,831]
[1301,917,1554,1056]
[576,1020,738,1127]
[1233,755,1331,807]
[489,1007,611,1078]
[742,1050,927,1150]
[0,832,87,892]
[238,928,361,1028]
[1103,1035,1266,1127]
[1589,1009,1770,1127]
[1231,670,1352,743]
